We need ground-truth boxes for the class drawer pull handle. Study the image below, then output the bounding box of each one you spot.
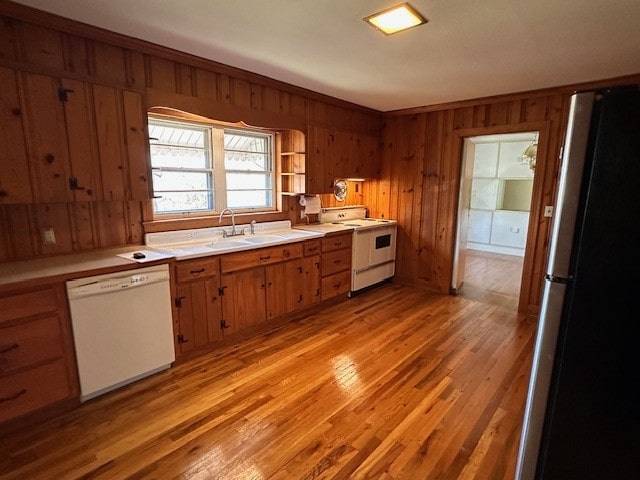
[0,343,19,354]
[334,259,342,264]
[190,268,205,274]
[0,389,26,403]
[333,281,342,288]
[334,242,342,246]
[307,247,318,252]
[259,255,271,261]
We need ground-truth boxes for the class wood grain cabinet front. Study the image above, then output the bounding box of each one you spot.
[173,258,223,357]
[0,284,78,425]
[0,68,151,204]
[320,233,353,301]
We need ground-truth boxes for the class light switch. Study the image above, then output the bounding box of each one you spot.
[544,206,554,218]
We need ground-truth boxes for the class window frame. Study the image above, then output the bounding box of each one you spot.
[148,116,276,218]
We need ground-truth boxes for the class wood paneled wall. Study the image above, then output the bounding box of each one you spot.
[364,77,640,314]
[364,96,569,314]
[0,1,381,262]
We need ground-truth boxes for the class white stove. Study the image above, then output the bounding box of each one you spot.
[313,206,397,294]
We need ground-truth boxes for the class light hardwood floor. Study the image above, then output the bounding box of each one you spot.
[0,282,535,479]
[459,250,525,311]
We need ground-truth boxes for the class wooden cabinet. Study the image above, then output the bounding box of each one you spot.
[0,68,151,203]
[0,67,33,203]
[265,251,320,320]
[0,284,78,425]
[173,257,223,356]
[320,233,352,300]
[220,267,267,335]
[307,126,380,193]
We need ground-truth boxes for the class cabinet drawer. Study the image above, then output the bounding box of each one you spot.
[322,249,352,276]
[0,287,59,321]
[0,316,64,375]
[221,243,303,273]
[303,240,321,257]
[0,359,72,424]
[321,270,351,301]
[321,233,352,253]
[175,257,220,283]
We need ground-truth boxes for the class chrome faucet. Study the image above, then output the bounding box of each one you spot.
[218,208,244,237]
[250,220,257,235]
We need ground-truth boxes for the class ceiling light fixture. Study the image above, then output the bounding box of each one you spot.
[519,134,539,171]
[364,3,427,36]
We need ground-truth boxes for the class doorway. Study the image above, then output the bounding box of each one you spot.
[452,132,538,310]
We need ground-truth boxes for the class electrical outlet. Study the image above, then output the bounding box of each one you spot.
[42,227,56,245]
[544,206,554,218]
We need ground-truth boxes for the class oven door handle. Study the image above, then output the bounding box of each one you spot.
[353,260,395,274]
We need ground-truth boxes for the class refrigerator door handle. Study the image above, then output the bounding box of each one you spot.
[544,274,573,284]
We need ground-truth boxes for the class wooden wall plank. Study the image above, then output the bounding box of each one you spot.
[4,204,37,258]
[195,69,217,100]
[95,201,128,247]
[0,15,18,61]
[70,202,96,250]
[147,56,176,92]
[250,83,263,111]
[216,73,231,103]
[18,23,63,71]
[124,50,145,89]
[176,63,193,96]
[233,78,251,109]
[91,42,127,86]
[61,34,89,75]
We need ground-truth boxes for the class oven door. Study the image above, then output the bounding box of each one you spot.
[353,226,397,270]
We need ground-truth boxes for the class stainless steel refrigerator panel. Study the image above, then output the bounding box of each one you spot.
[516,280,567,480]
[546,92,594,278]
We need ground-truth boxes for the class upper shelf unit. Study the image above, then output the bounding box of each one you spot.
[278,130,306,196]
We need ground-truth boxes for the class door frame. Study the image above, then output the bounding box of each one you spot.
[452,121,550,313]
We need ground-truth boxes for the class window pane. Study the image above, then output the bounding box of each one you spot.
[151,145,210,169]
[227,190,272,209]
[226,172,271,190]
[224,152,268,171]
[149,123,206,148]
[152,171,212,192]
[153,191,213,214]
[224,133,268,153]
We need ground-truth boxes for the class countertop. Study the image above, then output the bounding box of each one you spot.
[0,224,344,288]
[0,245,172,288]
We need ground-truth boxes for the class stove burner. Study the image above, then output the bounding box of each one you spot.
[344,223,361,227]
[331,222,343,224]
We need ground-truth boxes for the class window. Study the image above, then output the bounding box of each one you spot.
[149,117,274,215]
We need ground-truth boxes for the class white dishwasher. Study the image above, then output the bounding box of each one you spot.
[66,264,175,402]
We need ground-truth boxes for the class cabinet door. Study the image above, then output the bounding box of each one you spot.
[60,78,101,201]
[265,261,290,320]
[221,268,266,335]
[306,125,333,193]
[21,72,72,202]
[93,84,127,200]
[122,90,152,200]
[175,278,223,355]
[0,67,33,203]
[301,255,321,308]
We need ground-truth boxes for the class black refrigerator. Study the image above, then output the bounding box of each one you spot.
[516,87,640,479]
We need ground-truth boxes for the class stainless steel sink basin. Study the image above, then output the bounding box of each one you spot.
[243,235,285,244]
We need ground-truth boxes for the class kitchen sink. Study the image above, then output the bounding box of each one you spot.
[206,240,251,250]
[243,235,286,244]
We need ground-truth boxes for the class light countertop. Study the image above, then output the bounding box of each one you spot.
[0,246,173,287]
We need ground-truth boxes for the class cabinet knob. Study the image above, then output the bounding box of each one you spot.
[45,154,55,164]
[0,190,8,198]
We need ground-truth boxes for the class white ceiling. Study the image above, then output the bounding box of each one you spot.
[13,0,640,112]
